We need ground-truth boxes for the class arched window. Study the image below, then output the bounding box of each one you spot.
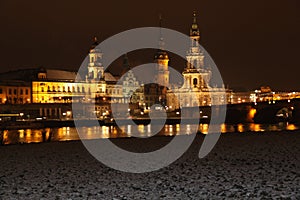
[52,86,56,92]
[89,71,93,79]
[98,71,102,79]
[193,78,198,87]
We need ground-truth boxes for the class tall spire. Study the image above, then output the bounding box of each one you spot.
[122,54,131,70]
[90,35,100,50]
[193,11,197,24]
[154,14,168,61]
[158,14,165,50]
[190,11,200,37]
[159,14,162,29]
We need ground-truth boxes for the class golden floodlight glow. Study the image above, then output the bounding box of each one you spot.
[248,108,257,121]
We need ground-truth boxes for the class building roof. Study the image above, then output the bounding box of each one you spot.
[104,72,116,82]
[0,68,39,82]
[0,68,81,82]
[154,50,169,60]
[0,80,31,87]
[46,69,77,81]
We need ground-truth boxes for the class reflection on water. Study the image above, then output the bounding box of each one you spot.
[286,124,297,131]
[1,122,298,145]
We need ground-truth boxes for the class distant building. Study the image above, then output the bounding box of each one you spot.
[119,54,143,104]
[166,12,231,109]
[0,81,31,104]
[231,91,252,104]
[143,31,170,108]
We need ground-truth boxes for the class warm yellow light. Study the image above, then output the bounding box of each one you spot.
[237,124,244,132]
[286,124,297,131]
[66,111,72,116]
[248,108,256,120]
[221,124,226,133]
[138,124,145,134]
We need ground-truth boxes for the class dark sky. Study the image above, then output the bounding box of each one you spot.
[0,0,299,91]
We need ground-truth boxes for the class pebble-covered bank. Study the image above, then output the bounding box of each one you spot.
[0,132,299,199]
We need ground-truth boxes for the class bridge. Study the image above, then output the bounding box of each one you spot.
[225,98,300,124]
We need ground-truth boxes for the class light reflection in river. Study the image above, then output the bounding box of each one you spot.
[286,123,297,131]
[0,122,298,145]
[237,124,244,132]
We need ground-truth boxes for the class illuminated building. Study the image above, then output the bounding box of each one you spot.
[0,12,238,113]
[143,16,170,107]
[0,12,231,111]
[0,81,31,104]
[166,12,231,110]
[31,38,124,104]
[120,54,144,104]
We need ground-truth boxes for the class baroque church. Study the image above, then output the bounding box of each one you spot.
[166,12,230,109]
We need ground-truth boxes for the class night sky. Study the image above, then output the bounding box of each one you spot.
[0,0,299,91]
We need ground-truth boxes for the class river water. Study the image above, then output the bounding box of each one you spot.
[1,122,298,145]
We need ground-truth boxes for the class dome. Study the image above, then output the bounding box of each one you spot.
[154,50,169,60]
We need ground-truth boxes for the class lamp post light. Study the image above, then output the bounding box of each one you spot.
[19,113,24,121]
[66,111,72,119]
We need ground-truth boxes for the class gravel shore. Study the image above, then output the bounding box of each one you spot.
[0,131,299,199]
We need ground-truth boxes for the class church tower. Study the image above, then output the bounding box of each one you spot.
[154,16,169,88]
[183,12,211,89]
[186,11,205,71]
[87,37,104,82]
[120,53,131,76]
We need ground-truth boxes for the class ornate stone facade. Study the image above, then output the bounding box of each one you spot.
[166,12,231,110]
